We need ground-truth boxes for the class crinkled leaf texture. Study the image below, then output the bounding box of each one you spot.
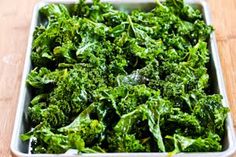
[21,0,228,154]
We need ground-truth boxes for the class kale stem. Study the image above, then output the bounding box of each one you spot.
[127,15,137,37]
[154,0,164,8]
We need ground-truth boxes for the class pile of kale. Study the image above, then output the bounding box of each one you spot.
[21,0,229,154]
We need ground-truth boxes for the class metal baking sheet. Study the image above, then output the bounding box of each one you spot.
[10,0,236,156]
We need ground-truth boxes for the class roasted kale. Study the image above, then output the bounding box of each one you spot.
[21,0,229,154]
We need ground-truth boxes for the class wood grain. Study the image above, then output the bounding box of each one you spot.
[0,0,236,156]
[0,0,38,156]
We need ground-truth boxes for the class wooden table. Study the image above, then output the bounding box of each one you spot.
[0,0,236,156]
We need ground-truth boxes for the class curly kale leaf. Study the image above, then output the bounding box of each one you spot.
[107,133,146,152]
[21,122,104,154]
[166,132,221,155]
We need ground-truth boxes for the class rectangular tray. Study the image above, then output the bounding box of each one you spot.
[11,0,236,156]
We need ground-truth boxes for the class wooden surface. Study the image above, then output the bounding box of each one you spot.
[0,0,236,156]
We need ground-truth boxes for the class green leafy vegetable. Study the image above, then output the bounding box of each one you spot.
[21,0,228,154]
